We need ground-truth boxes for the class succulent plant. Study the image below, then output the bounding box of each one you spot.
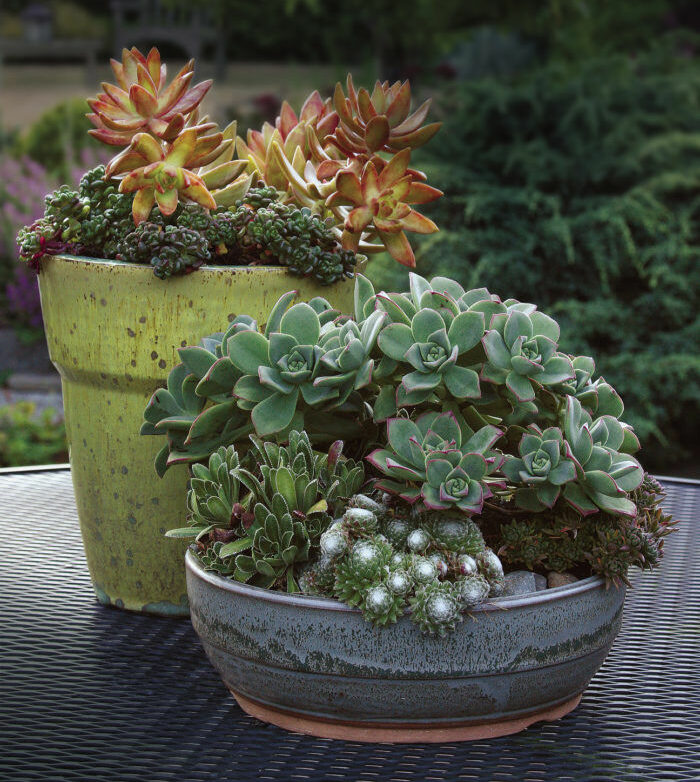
[147,270,675,625]
[333,536,393,606]
[368,411,503,514]
[228,298,337,437]
[228,192,358,285]
[106,128,230,223]
[331,76,441,156]
[117,221,210,278]
[236,90,339,192]
[408,581,462,636]
[454,574,490,608]
[326,150,441,267]
[482,308,574,403]
[376,295,484,405]
[496,473,675,586]
[87,47,213,145]
[297,490,505,631]
[190,118,251,207]
[502,425,578,511]
[242,430,364,519]
[427,516,486,554]
[228,294,380,439]
[561,396,644,516]
[166,446,246,541]
[227,494,316,591]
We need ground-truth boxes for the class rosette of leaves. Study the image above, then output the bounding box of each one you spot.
[314,310,386,404]
[228,294,367,439]
[368,411,503,513]
[561,397,644,516]
[117,221,210,278]
[105,128,232,223]
[376,295,485,409]
[331,75,442,156]
[408,581,462,636]
[141,319,257,474]
[333,535,393,607]
[223,493,316,591]
[166,446,246,541]
[325,149,441,267]
[240,431,364,523]
[502,425,578,511]
[481,308,574,403]
[425,516,486,555]
[87,46,212,145]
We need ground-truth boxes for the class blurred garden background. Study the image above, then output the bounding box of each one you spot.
[0,0,698,473]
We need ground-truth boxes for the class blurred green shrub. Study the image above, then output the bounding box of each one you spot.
[16,99,102,180]
[373,48,700,470]
[0,402,68,467]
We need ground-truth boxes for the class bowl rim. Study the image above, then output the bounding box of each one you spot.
[185,549,610,614]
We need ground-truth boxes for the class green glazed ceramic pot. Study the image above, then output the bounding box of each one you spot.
[38,256,356,616]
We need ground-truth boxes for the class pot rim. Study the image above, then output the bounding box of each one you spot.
[185,549,607,614]
[47,253,366,276]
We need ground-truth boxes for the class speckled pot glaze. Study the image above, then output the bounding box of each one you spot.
[186,551,626,741]
[38,256,356,616]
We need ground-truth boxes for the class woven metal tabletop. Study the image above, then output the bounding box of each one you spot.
[1,468,698,782]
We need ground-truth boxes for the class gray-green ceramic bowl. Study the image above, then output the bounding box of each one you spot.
[185,551,625,742]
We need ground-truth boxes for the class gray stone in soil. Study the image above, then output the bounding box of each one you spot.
[502,570,538,596]
[534,573,547,591]
[548,571,579,589]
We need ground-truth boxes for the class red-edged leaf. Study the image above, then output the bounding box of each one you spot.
[378,230,415,267]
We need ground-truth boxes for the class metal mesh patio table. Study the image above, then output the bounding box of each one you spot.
[1,467,698,782]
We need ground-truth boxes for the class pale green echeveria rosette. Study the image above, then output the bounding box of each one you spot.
[551,354,629,421]
[561,396,644,516]
[227,290,380,439]
[501,425,577,511]
[367,410,503,514]
[481,308,575,404]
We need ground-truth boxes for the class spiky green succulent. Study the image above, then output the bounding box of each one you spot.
[502,425,577,511]
[227,494,317,590]
[299,492,504,632]
[368,410,503,513]
[170,434,364,591]
[496,474,675,586]
[409,581,462,636]
[241,430,364,520]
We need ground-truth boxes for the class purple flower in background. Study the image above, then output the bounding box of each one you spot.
[6,265,43,329]
[0,156,57,331]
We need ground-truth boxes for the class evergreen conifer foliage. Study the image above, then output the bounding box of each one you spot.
[402,53,699,468]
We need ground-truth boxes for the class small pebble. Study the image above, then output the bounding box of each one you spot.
[534,573,547,591]
[547,571,579,589]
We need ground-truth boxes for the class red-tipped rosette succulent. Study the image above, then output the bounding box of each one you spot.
[87,47,212,146]
[106,128,230,223]
[331,75,442,156]
[327,149,442,266]
[237,91,339,191]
